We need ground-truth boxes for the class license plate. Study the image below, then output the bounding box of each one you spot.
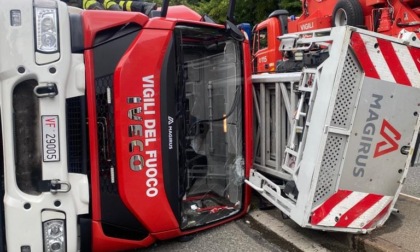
[42,115,60,162]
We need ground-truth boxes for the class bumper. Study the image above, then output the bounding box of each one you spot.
[0,1,89,250]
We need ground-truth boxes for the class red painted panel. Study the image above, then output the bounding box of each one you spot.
[335,194,383,227]
[311,190,353,225]
[351,33,380,79]
[113,29,179,233]
[377,38,411,86]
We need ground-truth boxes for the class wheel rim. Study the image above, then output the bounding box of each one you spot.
[334,8,348,26]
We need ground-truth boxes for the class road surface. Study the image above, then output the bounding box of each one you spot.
[141,217,284,252]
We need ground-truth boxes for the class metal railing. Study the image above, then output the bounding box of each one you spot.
[252,73,301,180]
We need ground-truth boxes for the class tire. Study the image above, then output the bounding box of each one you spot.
[332,0,364,27]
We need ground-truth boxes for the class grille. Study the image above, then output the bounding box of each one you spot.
[313,133,346,205]
[66,96,87,174]
[330,50,362,129]
[13,80,42,195]
[95,74,118,194]
[91,26,149,240]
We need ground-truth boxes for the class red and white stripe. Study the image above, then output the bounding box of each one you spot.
[310,190,392,229]
[351,32,420,88]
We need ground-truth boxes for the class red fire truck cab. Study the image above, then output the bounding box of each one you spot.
[83,7,253,251]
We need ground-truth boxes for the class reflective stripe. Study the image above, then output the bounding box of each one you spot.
[352,32,420,87]
[104,0,118,9]
[119,1,133,11]
[311,190,393,229]
[83,0,99,9]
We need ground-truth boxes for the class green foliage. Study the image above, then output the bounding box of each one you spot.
[279,0,302,16]
[150,0,195,7]
[197,0,229,23]
[149,0,302,26]
[70,0,303,26]
[192,0,280,24]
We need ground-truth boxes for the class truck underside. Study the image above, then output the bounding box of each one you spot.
[247,26,420,233]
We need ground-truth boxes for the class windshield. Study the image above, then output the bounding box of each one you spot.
[173,25,244,229]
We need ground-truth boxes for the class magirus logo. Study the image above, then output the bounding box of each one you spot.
[353,94,401,177]
[374,119,401,158]
[168,116,174,149]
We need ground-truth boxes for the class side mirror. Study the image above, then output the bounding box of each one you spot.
[225,20,244,42]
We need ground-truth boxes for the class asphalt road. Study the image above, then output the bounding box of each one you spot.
[136,165,420,252]
[140,218,284,252]
[401,165,420,198]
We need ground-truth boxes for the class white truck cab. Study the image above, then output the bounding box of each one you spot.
[0,0,89,251]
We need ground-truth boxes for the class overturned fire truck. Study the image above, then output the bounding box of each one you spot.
[1,0,420,251]
[0,0,253,251]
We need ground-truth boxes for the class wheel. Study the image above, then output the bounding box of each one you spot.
[332,0,364,27]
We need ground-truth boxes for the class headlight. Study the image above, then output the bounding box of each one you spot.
[43,219,66,252]
[35,7,59,53]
